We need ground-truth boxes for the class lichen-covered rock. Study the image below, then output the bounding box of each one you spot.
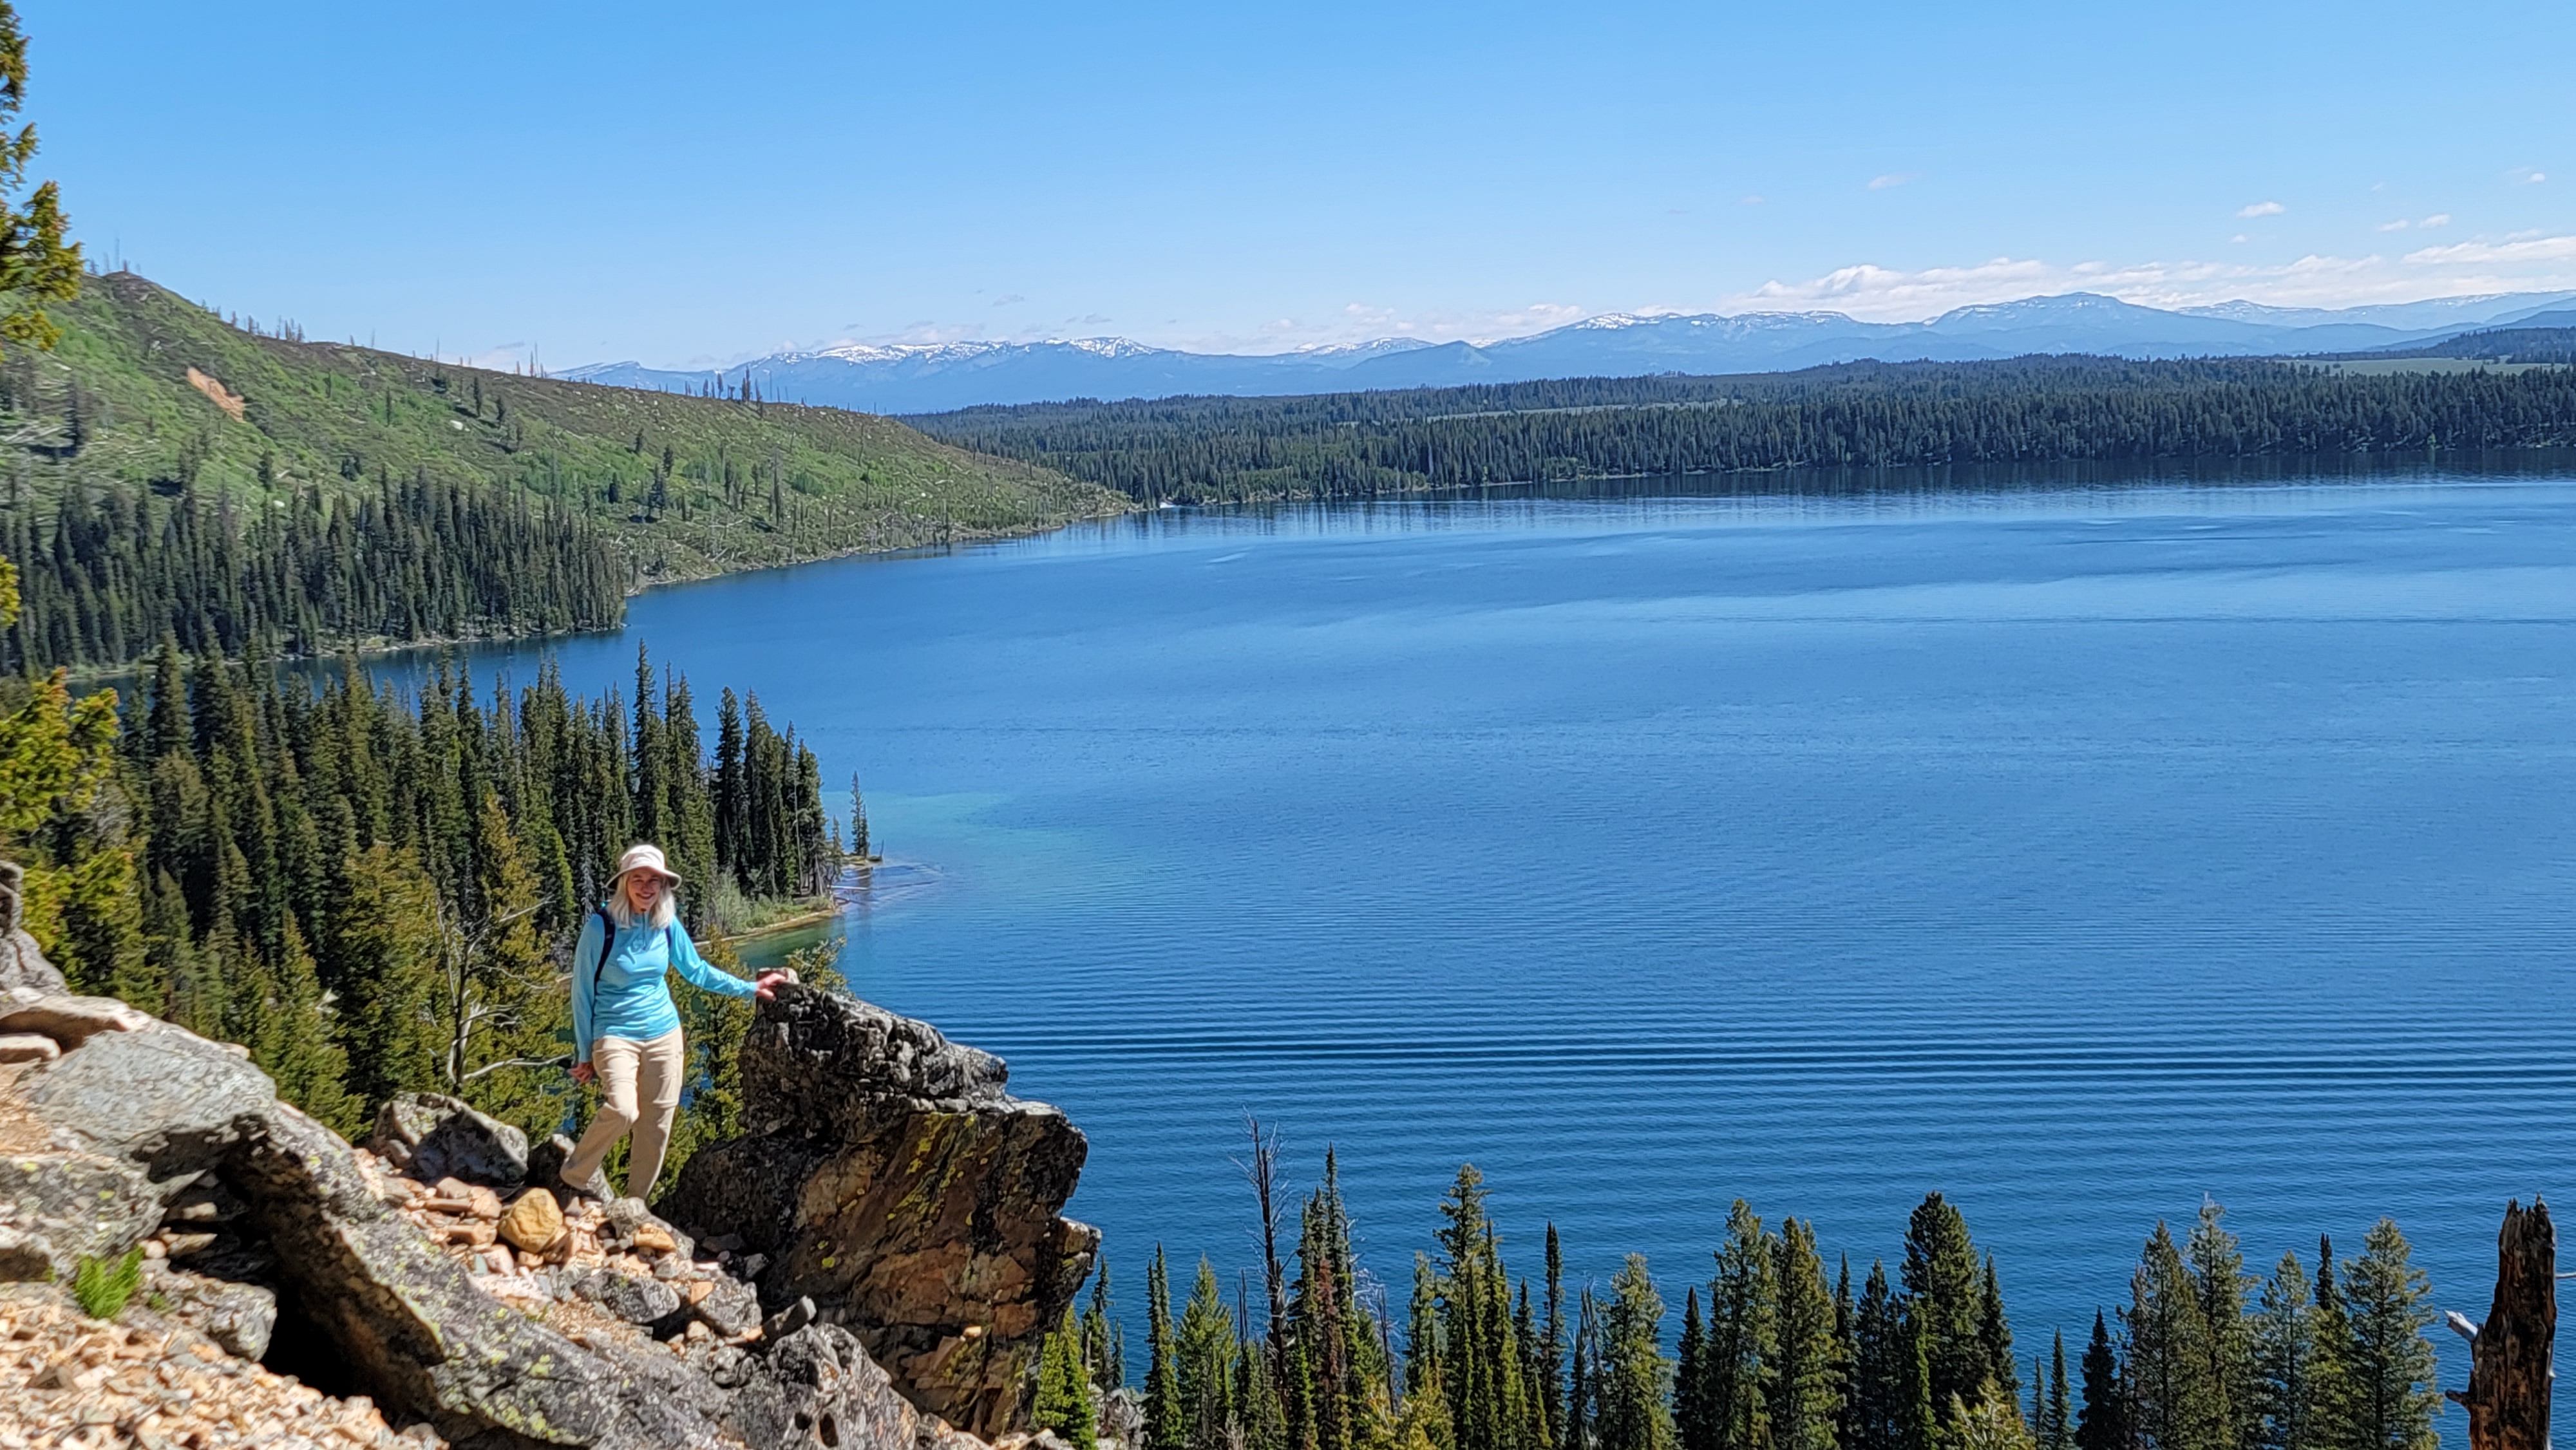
[727,1321,923,1450]
[0,1147,158,1279]
[663,986,1097,1436]
[369,1092,530,1188]
[21,1022,740,1449]
[146,1264,281,1358]
[574,1265,684,1328]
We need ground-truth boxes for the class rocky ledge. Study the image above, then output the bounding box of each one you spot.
[0,981,1096,1450]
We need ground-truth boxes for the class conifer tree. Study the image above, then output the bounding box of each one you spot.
[2073,1313,2123,1450]
[1148,1246,1186,1450]
[1705,1200,1779,1450]
[1542,1224,1567,1450]
[1848,1263,1907,1450]
[2250,1253,2311,1450]
[1180,1258,1238,1450]
[2126,1223,2224,1450]
[1037,1306,1102,1450]
[1596,1256,1674,1450]
[1900,1195,1985,1438]
[2336,1222,2436,1450]
[1677,1288,1710,1450]
[329,843,442,1109]
[2184,1205,2254,1450]
[1976,1257,2018,1405]
[2042,1332,2072,1450]
[0,1,83,350]
[1085,1252,1123,1391]
[1773,1218,1843,1450]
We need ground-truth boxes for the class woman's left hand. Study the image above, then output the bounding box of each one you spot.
[753,971,790,1001]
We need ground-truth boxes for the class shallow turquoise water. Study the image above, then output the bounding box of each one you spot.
[424,466,2576,1409]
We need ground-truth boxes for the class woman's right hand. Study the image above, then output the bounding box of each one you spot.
[571,1061,596,1086]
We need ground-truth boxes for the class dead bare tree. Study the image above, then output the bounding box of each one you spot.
[2445,1198,2553,1450]
[1237,1115,1290,1397]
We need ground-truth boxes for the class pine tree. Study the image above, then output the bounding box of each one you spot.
[1706,1200,1778,1450]
[328,842,442,1110]
[1976,1257,2018,1405]
[0,3,83,351]
[1596,1256,1674,1450]
[2307,1241,2354,1450]
[1849,1262,1907,1450]
[1678,1289,1711,1450]
[1774,1219,1843,1450]
[2184,1205,2253,1450]
[1148,1246,1186,1450]
[2072,1313,2123,1450]
[1037,1306,1102,1450]
[2336,1222,2436,1450]
[2043,1333,2072,1450]
[2126,1223,2224,1450]
[1542,1224,1567,1450]
[2250,1254,2311,1450]
[1901,1195,1985,1438]
[1180,1259,1238,1450]
[1085,1252,1123,1391]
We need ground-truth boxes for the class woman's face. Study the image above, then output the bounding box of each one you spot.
[625,871,667,913]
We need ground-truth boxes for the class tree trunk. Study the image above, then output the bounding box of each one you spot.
[2452,1198,2553,1450]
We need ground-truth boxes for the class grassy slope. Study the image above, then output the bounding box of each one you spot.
[20,270,1131,587]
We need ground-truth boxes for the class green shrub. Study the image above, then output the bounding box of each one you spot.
[71,1247,144,1319]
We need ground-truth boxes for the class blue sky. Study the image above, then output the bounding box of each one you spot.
[30,1,2576,366]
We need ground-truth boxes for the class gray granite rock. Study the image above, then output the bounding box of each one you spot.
[0,1149,158,1279]
[367,1093,529,1189]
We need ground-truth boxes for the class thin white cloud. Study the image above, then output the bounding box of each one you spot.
[2238,201,2286,218]
[2420,213,2451,228]
[1739,194,1766,206]
[2377,220,2410,232]
[991,294,1026,306]
[1868,173,1913,190]
[2231,234,2250,244]
[2404,232,2576,265]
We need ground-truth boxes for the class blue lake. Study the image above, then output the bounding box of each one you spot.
[419,464,2576,1409]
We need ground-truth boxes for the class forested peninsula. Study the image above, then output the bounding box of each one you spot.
[0,268,1126,672]
[907,357,2576,504]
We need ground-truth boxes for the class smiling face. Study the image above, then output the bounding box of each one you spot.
[623,870,668,914]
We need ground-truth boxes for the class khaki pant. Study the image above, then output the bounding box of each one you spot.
[561,1027,686,1201]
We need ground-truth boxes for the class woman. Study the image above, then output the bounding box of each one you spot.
[561,843,787,1201]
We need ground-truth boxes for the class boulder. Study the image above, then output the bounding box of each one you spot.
[19,1022,744,1449]
[727,1321,924,1450]
[0,1148,159,1279]
[574,1265,685,1328]
[368,1092,530,1189]
[146,1263,281,1358]
[663,986,1098,1436]
[691,1272,762,1340]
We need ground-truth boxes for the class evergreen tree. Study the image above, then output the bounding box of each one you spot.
[1596,1256,1674,1450]
[1705,1200,1778,1450]
[1180,1258,1238,1450]
[2126,1223,2224,1450]
[2307,1242,2354,1450]
[2072,1313,2123,1450]
[2249,1254,2311,1450]
[1772,1218,1843,1450]
[1542,1224,1567,1450]
[2184,1205,2254,1450]
[2043,1333,2072,1450]
[2336,1222,2436,1450]
[1037,1306,1102,1450]
[1976,1257,2018,1405]
[1148,1246,1186,1450]
[0,1,84,350]
[1900,1195,1985,1437]
[1084,1252,1122,1391]
[1848,1263,1907,1450]
[1678,1289,1712,1450]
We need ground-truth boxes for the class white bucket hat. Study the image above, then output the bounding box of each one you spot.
[612,843,682,887]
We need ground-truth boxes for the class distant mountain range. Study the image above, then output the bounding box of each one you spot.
[563,290,2576,416]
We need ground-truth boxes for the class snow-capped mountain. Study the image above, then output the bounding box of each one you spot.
[560,290,2576,416]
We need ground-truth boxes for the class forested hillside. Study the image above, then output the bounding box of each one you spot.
[0,518,842,1188]
[0,268,1126,670]
[910,355,2576,503]
[1041,1156,2443,1450]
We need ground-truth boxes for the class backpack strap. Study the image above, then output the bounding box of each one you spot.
[591,906,618,1001]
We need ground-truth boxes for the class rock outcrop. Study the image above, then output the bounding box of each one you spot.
[663,986,1099,1437]
[0,980,1099,1450]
